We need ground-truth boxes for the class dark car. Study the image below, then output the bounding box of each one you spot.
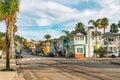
[16,53,23,58]
[15,50,23,59]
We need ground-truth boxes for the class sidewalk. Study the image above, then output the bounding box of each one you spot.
[0,72,18,80]
[0,59,18,80]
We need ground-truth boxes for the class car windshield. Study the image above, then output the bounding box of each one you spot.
[108,52,113,53]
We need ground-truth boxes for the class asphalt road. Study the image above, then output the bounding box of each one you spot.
[17,48,120,80]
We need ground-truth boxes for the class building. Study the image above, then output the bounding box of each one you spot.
[60,27,103,58]
[42,39,61,56]
[103,32,120,53]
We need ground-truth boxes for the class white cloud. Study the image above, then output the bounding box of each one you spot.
[16,29,62,40]
[0,0,120,40]
[0,22,6,32]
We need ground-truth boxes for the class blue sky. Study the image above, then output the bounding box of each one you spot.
[0,0,120,40]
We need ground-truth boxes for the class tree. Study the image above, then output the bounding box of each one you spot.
[0,32,6,50]
[13,25,17,33]
[62,30,71,58]
[100,17,109,33]
[94,47,107,57]
[0,0,20,70]
[118,21,120,28]
[23,39,30,49]
[75,22,85,33]
[110,23,119,33]
[44,34,51,40]
[88,19,101,44]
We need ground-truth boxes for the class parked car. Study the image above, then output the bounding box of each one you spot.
[16,53,23,58]
[32,52,38,55]
[0,53,2,59]
[38,53,44,56]
[104,51,118,58]
[15,50,23,59]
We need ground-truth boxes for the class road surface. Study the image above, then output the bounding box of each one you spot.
[17,45,120,80]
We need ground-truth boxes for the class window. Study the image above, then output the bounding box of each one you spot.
[110,47,113,51]
[114,47,116,51]
[82,37,84,40]
[75,37,77,40]
[77,48,83,53]
[108,38,114,41]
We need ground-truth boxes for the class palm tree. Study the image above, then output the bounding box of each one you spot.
[88,19,101,44]
[110,23,119,33]
[62,30,71,58]
[100,17,109,33]
[0,0,20,70]
[44,34,51,40]
[75,22,85,33]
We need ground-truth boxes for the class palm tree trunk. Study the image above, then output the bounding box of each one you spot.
[66,39,69,58]
[95,28,97,44]
[104,28,105,34]
[6,22,11,70]
[6,15,13,70]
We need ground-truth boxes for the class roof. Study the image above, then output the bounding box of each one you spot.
[75,33,85,36]
[103,32,120,37]
[74,31,87,36]
[92,31,101,35]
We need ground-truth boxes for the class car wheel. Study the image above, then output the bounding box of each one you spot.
[111,55,116,58]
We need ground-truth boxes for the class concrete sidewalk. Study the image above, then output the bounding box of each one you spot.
[0,72,18,80]
[0,59,18,80]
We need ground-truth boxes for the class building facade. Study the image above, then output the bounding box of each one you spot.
[103,33,120,53]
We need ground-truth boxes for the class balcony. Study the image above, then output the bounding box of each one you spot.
[108,42,116,45]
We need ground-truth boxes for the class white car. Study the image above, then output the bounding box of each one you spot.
[38,53,44,56]
[0,51,2,58]
[104,51,118,58]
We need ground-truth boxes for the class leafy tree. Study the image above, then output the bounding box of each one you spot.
[94,47,107,57]
[0,33,6,50]
[110,23,119,33]
[88,19,101,44]
[13,25,17,33]
[75,22,85,33]
[118,21,120,28]
[44,34,51,40]
[23,39,30,49]
[100,17,109,33]
[0,0,20,70]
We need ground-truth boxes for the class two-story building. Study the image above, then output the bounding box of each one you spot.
[61,27,103,58]
[103,32,120,53]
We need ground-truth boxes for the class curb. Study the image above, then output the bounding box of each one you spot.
[110,61,120,65]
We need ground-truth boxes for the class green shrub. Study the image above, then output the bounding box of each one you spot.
[1,68,15,71]
[94,47,107,57]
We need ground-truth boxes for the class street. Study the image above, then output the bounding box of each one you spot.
[16,49,120,80]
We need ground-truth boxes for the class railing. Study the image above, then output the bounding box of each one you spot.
[108,42,116,45]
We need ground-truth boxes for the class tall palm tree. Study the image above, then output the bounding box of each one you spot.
[100,17,109,33]
[88,19,101,44]
[75,22,85,33]
[110,23,119,33]
[44,34,51,40]
[0,0,20,70]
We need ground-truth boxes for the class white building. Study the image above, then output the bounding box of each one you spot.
[103,32,120,53]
